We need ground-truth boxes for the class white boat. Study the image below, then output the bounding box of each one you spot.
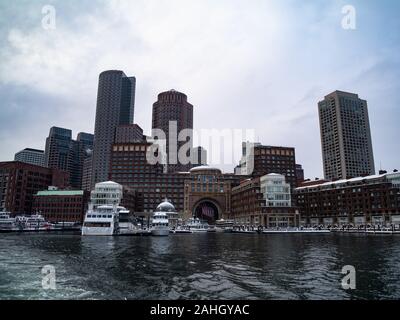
[14,214,53,231]
[215,219,234,233]
[1,212,56,232]
[24,215,52,231]
[151,199,176,237]
[185,217,211,233]
[81,205,121,236]
[232,226,258,234]
[0,212,17,232]
[366,227,400,235]
[151,211,169,236]
[173,226,193,234]
[118,207,139,235]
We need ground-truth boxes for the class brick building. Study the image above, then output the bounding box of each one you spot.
[33,189,90,223]
[152,89,194,173]
[183,166,243,223]
[109,142,188,213]
[114,124,144,143]
[236,142,297,190]
[295,172,400,227]
[0,161,69,215]
[231,174,298,227]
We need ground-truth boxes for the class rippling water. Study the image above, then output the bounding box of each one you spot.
[0,233,399,300]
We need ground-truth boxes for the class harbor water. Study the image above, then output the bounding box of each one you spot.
[0,232,399,300]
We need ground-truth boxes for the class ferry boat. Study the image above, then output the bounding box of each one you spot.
[81,205,120,236]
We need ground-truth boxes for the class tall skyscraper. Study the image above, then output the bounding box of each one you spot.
[91,70,136,185]
[45,127,93,189]
[152,89,193,172]
[45,127,73,172]
[14,148,45,167]
[318,90,375,180]
[81,152,93,191]
[72,132,94,189]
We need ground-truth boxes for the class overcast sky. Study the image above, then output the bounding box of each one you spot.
[0,0,399,178]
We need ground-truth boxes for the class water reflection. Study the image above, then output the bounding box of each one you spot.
[0,233,399,300]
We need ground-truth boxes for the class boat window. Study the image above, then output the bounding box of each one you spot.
[84,222,111,228]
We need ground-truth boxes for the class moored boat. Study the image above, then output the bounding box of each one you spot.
[81,205,121,236]
[0,212,17,232]
[215,219,234,233]
[151,199,176,237]
[184,217,210,233]
[232,225,258,234]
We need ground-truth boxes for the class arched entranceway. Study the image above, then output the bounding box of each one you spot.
[193,200,220,224]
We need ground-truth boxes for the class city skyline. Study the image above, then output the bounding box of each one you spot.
[1,0,399,179]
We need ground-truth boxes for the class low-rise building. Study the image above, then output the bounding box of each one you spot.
[33,188,90,223]
[294,172,400,227]
[231,173,298,227]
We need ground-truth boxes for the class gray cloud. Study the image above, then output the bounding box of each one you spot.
[0,0,399,178]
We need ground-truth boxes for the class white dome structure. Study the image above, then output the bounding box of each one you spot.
[189,165,222,174]
[155,199,176,213]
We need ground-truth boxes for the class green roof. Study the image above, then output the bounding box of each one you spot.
[36,190,84,196]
